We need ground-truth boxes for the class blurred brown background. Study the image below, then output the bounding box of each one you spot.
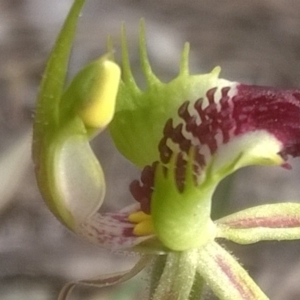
[1,0,300,299]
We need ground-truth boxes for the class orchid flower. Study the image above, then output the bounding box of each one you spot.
[32,0,300,299]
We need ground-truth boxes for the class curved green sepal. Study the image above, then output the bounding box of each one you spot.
[58,255,151,300]
[33,0,87,228]
[32,0,120,230]
[33,0,86,162]
[55,134,105,223]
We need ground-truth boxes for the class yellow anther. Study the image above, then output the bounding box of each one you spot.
[128,211,155,236]
[80,59,121,129]
[128,211,152,223]
[133,218,155,236]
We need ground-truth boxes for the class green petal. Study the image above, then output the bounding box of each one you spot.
[197,241,268,300]
[216,203,300,244]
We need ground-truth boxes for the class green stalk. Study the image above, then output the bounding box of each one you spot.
[149,250,202,300]
[149,255,167,297]
[189,272,205,300]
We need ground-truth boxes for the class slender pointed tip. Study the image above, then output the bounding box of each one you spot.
[139,18,146,31]
[106,35,115,61]
[138,19,160,86]
[34,0,87,131]
[121,23,139,90]
[139,19,146,46]
[179,42,190,76]
[211,66,221,77]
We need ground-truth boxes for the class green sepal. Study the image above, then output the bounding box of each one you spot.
[33,0,86,160]
[32,0,87,228]
[36,120,105,229]
[197,241,268,300]
[151,249,199,300]
[216,203,300,244]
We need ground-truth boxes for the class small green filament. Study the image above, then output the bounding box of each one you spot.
[139,19,160,87]
[121,24,139,91]
[179,42,191,77]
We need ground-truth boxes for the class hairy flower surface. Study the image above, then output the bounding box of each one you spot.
[32,1,300,299]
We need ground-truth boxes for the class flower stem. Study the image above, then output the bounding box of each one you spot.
[149,249,201,300]
[189,272,205,300]
[149,255,167,297]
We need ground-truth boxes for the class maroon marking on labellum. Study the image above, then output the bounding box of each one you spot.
[129,181,152,214]
[160,118,192,162]
[232,85,300,158]
[108,213,133,224]
[175,153,187,193]
[159,136,173,164]
[206,87,217,105]
[178,101,191,122]
[216,255,256,299]
[223,215,300,229]
[130,163,157,214]
[122,227,135,237]
[185,115,198,135]
[219,87,234,143]
[194,146,205,168]
[131,84,300,213]
[141,165,155,186]
[282,162,292,170]
[173,124,185,144]
[163,118,174,136]
[131,87,235,212]
[190,90,229,154]
[194,98,206,121]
